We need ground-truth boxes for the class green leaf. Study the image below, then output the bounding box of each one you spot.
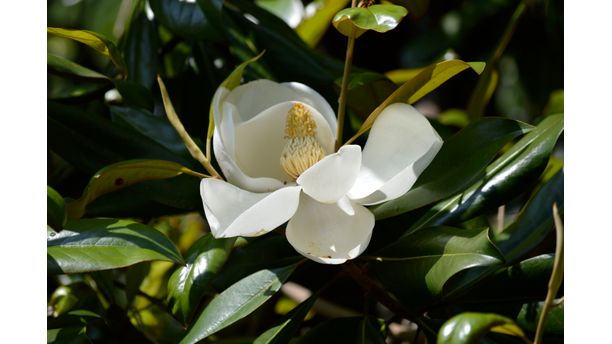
[48,283,99,318]
[180,264,298,344]
[47,53,110,81]
[47,27,126,76]
[149,0,218,40]
[254,294,318,344]
[408,114,564,234]
[346,60,484,144]
[339,72,398,120]
[496,170,563,264]
[47,326,89,344]
[297,0,350,47]
[372,118,532,219]
[437,312,527,344]
[220,50,266,90]
[295,317,385,343]
[114,80,155,110]
[48,186,66,231]
[516,301,563,335]
[65,159,205,219]
[371,226,504,309]
[47,218,183,274]
[122,10,159,88]
[168,235,235,323]
[333,4,408,39]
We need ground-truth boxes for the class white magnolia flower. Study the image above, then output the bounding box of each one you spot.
[200,80,443,264]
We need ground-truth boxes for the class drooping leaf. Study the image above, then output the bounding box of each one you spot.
[372,118,532,219]
[297,0,351,47]
[48,186,66,231]
[167,234,235,323]
[180,264,298,344]
[47,53,110,81]
[408,114,564,234]
[294,317,385,344]
[47,27,126,75]
[48,219,183,274]
[333,4,408,39]
[346,60,484,144]
[371,226,504,309]
[437,312,528,344]
[254,293,318,344]
[65,159,205,219]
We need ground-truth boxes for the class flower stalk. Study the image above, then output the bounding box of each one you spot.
[335,0,358,151]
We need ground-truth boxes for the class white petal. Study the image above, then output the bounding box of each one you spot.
[296,145,361,203]
[200,178,301,238]
[282,82,337,137]
[286,194,374,264]
[234,101,334,182]
[347,103,443,205]
[336,196,355,216]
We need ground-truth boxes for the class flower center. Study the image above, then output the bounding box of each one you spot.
[280,103,326,180]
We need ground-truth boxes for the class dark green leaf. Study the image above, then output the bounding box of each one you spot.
[125,262,151,307]
[114,80,155,110]
[47,27,126,76]
[333,4,408,38]
[48,219,183,274]
[295,317,385,344]
[495,170,564,264]
[180,264,298,344]
[168,235,235,323]
[122,10,159,88]
[47,53,110,81]
[149,0,217,40]
[372,118,531,219]
[371,226,504,309]
[47,326,89,344]
[437,312,527,344]
[48,283,99,318]
[254,294,318,344]
[408,114,564,234]
[65,159,205,219]
[346,60,484,144]
[48,186,66,231]
[339,72,398,119]
[516,301,563,335]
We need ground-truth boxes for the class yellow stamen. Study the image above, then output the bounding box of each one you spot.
[280,103,326,180]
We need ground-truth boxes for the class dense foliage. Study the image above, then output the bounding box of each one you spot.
[47,0,563,343]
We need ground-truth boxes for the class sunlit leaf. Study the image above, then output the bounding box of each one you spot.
[48,185,66,231]
[333,4,408,39]
[47,53,110,81]
[297,0,350,47]
[180,264,298,344]
[47,27,126,75]
[65,159,206,219]
[437,312,527,344]
[48,219,183,274]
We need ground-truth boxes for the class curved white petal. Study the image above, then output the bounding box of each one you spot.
[200,178,301,238]
[234,101,334,182]
[286,194,374,264]
[282,82,337,136]
[297,145,361,203]
[347,103,443,205]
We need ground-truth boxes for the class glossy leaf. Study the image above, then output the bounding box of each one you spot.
[180,264,298,344]
[114,80,155,110]
[48,219,183,274]
[48,186,66,231]
[408,114,564,234]
[47,53,110,81]
[340,72,398,120]
[496,170,564,264]
[295,317,385,343]
[47,27,126,75]
[254,294,318,344]
[371,226,504,309]
[149,0,217,40]
[372,118,532,219]
[346,60,484,144]
[65,159,205,219]
[517,301,563,335]
[167,235,235,323]
[297,0,351,47]
[437,312,527,344]
[256,0,304,28]
[122,10,159,88]
[333,4,408,39]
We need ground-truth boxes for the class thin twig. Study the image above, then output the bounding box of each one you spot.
[497,204,506,232]
[157,75,222,179]
[534,203,564,344]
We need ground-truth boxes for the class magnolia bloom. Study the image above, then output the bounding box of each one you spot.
[201,80,443,264]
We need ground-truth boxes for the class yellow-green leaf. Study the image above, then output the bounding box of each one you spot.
[297,0,350,47]
[333,4,408,39]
